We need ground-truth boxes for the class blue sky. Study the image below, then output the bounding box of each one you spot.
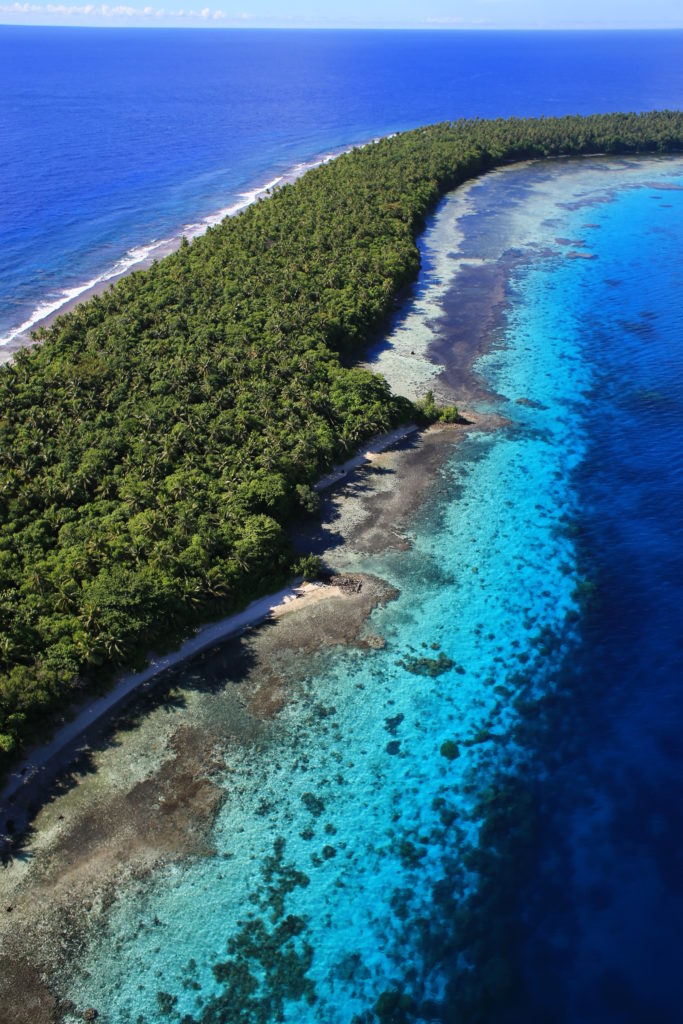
[1,0,681,29]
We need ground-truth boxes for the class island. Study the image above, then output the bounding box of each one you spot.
[1,110,681,775]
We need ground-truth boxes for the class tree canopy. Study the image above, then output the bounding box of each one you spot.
[1,111,681,766]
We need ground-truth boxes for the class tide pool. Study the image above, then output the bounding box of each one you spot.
[51,155,683,1022]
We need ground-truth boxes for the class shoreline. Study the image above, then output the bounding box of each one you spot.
[0,413,439,1016]
[0,422,421,839]
[3,150,679,834]
[1,139,680,1022]
[3,149,671,367]
[0,136,384,363]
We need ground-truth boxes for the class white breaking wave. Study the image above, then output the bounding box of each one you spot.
[0,235,175,348]
[181,174,285,238]
[0,148,342,350]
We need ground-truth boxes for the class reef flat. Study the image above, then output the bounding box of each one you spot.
[1,113,681,770]
[1,150,683,1024]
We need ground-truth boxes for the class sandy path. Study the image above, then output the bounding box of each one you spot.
[0,424,419,828]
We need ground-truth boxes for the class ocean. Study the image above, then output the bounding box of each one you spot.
[1,28,682,348]
[39,151,681,1024]
[0,27,683,1024]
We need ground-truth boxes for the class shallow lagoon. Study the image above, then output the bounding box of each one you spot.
[2,154,682,1023]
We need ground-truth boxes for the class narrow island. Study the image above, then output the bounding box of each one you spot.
[1,109,681,791]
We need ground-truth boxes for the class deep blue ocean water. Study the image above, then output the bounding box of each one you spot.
[497,171,683,1023]
[1,27,683,1024]
[1,27,682,345]
[41,156,681,1024]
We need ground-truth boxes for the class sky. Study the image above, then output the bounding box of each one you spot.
[0,0,681,29]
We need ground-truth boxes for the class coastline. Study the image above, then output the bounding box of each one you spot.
[5,148,678,838]
[0,147,578,366]
[0,420,452,1022]
[0,422,421,840]
[3,150,680,837]
[0,138,382,363]
[2,145,682,1024]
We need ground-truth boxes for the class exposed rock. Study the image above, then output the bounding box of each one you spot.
[330,573,364,594]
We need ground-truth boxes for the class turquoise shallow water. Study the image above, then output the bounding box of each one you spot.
[496,166,683,1023]
[60,155,683,1023]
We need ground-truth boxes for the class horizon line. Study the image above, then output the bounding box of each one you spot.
[2,23,683,31]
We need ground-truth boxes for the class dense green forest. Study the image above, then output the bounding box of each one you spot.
[0,111,681,767]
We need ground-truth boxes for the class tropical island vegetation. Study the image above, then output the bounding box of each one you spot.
[0,110,681,768]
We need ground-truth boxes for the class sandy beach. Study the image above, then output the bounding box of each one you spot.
[0,422,424,841]
[0,38,680,1014]
[0,149,635,1023]
[0,400,502,1024]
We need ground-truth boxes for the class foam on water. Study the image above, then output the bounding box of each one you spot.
[0,156,337,351]
[0,237,173,348]
[56,155,683,1023]
[3,28,681,356]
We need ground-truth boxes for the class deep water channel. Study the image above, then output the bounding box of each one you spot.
[1,154,682,1024]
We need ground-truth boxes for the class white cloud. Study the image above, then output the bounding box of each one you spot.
[0,1,236,17]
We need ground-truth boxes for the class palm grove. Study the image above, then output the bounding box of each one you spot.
[1,111,681,767]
